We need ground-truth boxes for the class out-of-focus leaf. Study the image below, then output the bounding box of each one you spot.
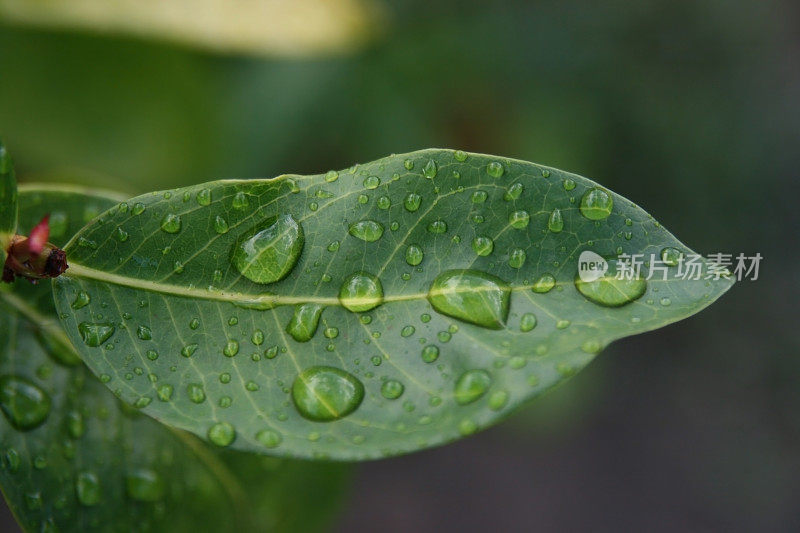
[0,139,17,266]
[0,185,349,532]
[52,149,733,460]
[0,0,380,57]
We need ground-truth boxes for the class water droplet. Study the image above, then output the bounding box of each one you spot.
[325,170,339,182]
[377,196,391,210]
[223,340,239,357]
[189,318,200,329]
[76,472,101,506]
[291,366,364,422]
[126,469,165,502]
[136,325,152,340]
[349,220,384,242]
[404,193,421,212]
[471,236,494,256]
[157,384,173,401]
[454,150,468,162]
[486,161,504,178]
[428,270,510,329]
[454,370,492,405]
[232,214,304,284]
[488,390,509,410]
[556,319,571,329]
[256,429,282,448]
[405,245,424,266]
[504,182,523,201]
[509,210,530,229]
[660,297,672,306]
[548,208,564,233]
[563,179,576,191]
[132,203,145,215]
[197,188,211,206]
[181,344,198,357]
[339,272,383,312]
[579,188,613,220]
[213,215,229,234]
[115,227,129,242]
[207,422,236,447]
[287,303,323,342]
[427,220,447,233]
[421,345,439,363]
[71,291,91,310]
[232,191,249,210]
[422,159,438,179]
[508,248,526,269]
[520,313,537,332]
[78,322,115,347]
[187,383,205,403]
[381,380,405,399]
[403,159,414,170]
[531,274,556,293]
[0,376,51,430]
[160,213,182,233]
[363,176,380,189]
[581,340,602,354]
[471,191,487,204]
[660,247,683,266]
[574,272,646,307]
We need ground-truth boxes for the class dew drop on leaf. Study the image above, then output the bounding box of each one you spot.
[77,322,115,347]
[0,376,51,430]
[509,210,530,229]
[422,159,438,179]
[231,214,304,284]
[428,270,510,330]
[454,370,492,405]
[338,272,383,312]
[75,472,101,506]
[579,188,613,220]
[405,245,424,266]
[381,379,405,400]
[196,188,211,206]
[548,208,564,233]
[256,429,283,449]
[71,291,91,310]
[531,274,556,293]
[404,193,421,212]
[214,215,229,234]
[574,273,647,307]
[348,220,384,242]
[471,236,494,256]
[207,422,236,447]
[486,161,504,178]
[286,303,323,342]
[291,367,364,422]
[160,213,182,233]
[520,313,537,332]
[661,247,683,266]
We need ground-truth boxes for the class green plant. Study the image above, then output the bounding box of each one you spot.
[0,142,732,530]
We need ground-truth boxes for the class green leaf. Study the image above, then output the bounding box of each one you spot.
[0,0,380,57]
[1,185,349,532]
[52,149,734,460]
[0,138,17,267]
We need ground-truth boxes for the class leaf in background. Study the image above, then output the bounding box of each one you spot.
[0,139,17,266]
[1,186,349,532]
[0,0,380,57]
[52,149,734,460]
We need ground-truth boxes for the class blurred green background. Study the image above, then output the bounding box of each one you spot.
[1,0,798,531]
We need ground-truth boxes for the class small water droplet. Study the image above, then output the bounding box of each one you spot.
[660,247,683,266]
[403,159,414,170]
[579,188,613,220]
[232,215,304,284]
[136,325,152,340]
[291,366,364,421]
[422,159,438,179]
[71,291,91,310]
[428,270,510,329]
[160,213,182,233]
[207,422,236,446]
[520,313,537,332]
[363,176,380,189]
[574,271,646,307]
[232,191,249,210]
[349,220,384,242]
[471,191,487,204]
[214,215,229,234]
[187,383,206,403]
[115,227,129,242]
[548,208,564,233]
[405,245,424,266]
[471,236,494,256]
[377,196,391,210]
[563,179,576,191]
[75,472,101,506]
[404,193,421,212]
[339,272,384,312]
[157,384,173,401]
[454,150,468,162]
[325,170,339,182]
[508,248,526,269]
[286,303,323,342]
[427,220,447,233]
[531,274,556,293]
[509,210,530,229]
[486,161,504,178]
[197,188,212,206]
[0,376,51,430]
[504,182,523,201]
[381,380,405,399]
[132,203,145,215]
[78,322,115,347]
[421,345,439,363]
[454,370,492,405]
[256,429,282,448]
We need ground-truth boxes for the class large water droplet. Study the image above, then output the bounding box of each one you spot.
[548,208,564,232]
[286,303,323,342]
[579,188,613,220]
[232,214,304,284]
[381,380,405,400]
[291,366,364,422]
[422,159,438,179]
[349,220,384,242]
[404,193,421,212]
[405,245,424,266]
[0,376,51,430]
[574,272,646,307]
[454,370,492,405]
[531,274,556,293]
[126,469,165,502]
[339,272,383,312]
[160,213,182,233]
[428,270,511,329]
[78,322,115,347]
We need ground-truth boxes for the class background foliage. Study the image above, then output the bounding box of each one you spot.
[1,0,798,531]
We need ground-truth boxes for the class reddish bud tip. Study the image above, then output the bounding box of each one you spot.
[28,215,51,256]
